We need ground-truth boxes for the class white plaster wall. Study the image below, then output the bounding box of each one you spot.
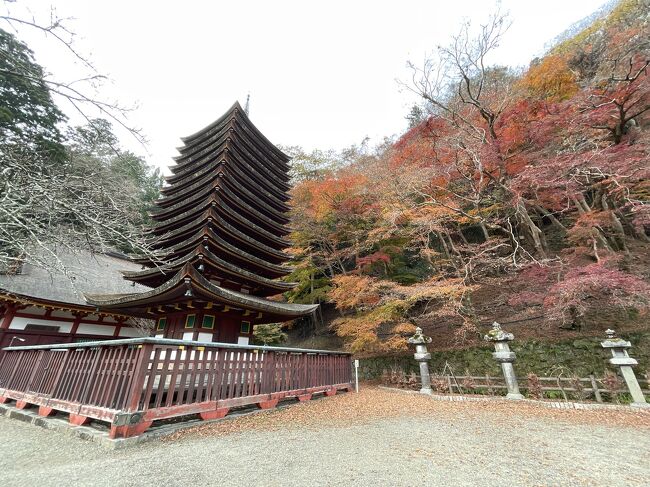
[76,323,115,336]
[8,316,73,333]
[197,332,213,342]
[237,336,250,345]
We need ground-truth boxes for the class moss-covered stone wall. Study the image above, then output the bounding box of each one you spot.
[357,332,650,379]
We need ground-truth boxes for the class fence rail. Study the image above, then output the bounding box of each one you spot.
[384,371,649,403]
[0,338,352,438]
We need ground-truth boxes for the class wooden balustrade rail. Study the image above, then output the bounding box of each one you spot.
[0,338,353,438]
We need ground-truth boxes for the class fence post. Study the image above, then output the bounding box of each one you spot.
[484,322,523,400]
[601,329,649,408]
[407,327,432,395]
[589,374,603,403]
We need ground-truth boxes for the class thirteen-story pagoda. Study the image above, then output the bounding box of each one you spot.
[86,102,318,344]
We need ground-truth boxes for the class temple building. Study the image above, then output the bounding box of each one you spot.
[0,250,148,348]
[86,102,318,345]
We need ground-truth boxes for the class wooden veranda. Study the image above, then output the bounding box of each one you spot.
[0,338,352,439]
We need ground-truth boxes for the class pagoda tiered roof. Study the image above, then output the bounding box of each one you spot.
[86,102,316,323]
[131,102,293,291]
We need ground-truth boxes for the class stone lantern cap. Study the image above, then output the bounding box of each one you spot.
[601,329,631,349]
[407,327,432,345]
[484,322,514,342]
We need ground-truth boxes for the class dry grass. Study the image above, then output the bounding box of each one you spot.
[166,386,650,441]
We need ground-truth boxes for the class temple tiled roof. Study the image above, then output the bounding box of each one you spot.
[0,249,148,307]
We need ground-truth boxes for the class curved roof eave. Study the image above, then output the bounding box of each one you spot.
[86,264,318,318]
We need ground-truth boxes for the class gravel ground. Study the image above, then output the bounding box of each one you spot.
[1,388,649,487]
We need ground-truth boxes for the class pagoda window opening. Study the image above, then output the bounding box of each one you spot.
[240,321,251,334]
[202,314,215,329]
[185,314,196,329]
[156,317,167,331]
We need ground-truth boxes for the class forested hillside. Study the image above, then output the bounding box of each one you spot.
[285,0,650,355]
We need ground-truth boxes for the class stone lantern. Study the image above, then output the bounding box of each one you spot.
[484,322,524,400]
[601,329,649,408]
[407,327,433,394]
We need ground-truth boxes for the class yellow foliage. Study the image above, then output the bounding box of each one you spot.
[330,277,470,355]
[520,55,578,101]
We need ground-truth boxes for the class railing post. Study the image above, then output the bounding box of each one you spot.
[109,343,154,440]
[601,329,649,408]
[124,343,154,413]
[484,322,523,400]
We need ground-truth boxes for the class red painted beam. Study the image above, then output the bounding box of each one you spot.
[15,400,30,410]
[296,393,312,402]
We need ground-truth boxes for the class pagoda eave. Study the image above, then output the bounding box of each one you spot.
[122,247,296,295]
[86,265,316,323]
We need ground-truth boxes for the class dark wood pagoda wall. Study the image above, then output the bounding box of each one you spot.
[155,310,253,344]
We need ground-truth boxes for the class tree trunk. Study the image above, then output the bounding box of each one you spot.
[533,204,567,234]
[516,201,547,258]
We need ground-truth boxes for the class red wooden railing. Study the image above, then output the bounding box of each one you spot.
[0,338,352,438]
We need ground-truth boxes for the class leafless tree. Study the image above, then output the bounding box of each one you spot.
[0,2,160,276]
[0,1,145,145]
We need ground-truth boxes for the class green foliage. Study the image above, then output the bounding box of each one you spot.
[63,120,163,252]
[253,324,288,346]
[0,28,66,157]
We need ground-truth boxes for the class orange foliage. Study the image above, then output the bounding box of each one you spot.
[329,275,382,310]
[293,172,369,221]
[520,55,579,101]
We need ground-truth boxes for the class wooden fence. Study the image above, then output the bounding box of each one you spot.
[0,338,352,438]
[383,370,650,403]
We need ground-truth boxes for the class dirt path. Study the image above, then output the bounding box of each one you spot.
[2,388,648,486]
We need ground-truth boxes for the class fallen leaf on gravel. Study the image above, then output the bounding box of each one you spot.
[164,387,650,442]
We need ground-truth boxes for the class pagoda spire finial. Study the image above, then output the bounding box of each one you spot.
[244,93,250,116]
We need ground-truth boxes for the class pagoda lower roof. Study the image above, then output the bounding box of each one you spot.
[152,209,290,263]
[161,158,290,215]
[135,227,293,278]
[149,195,291,249]
[85,264,317,322]
[150,182,290,237]
[122,246,295,294]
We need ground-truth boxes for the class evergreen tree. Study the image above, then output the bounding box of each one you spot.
[0,28,66,156]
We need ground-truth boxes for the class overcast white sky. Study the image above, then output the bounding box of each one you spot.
[7,0,607,171]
